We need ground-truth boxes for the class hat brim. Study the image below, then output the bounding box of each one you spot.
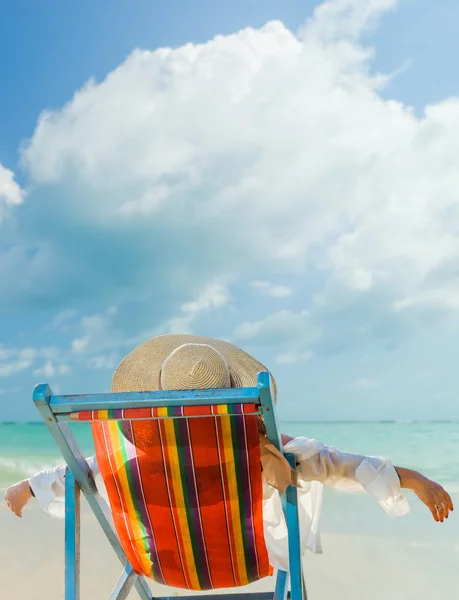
[112,333,277,400]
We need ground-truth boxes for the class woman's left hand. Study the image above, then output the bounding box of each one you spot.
[4,479,33,518]
[409,473,454,522]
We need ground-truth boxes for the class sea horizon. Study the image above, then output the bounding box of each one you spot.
[2,418,459,425]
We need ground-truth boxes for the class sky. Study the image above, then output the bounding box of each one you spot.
[2,0,459,422]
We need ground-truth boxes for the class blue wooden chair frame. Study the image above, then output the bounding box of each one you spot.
[33,372,307,600]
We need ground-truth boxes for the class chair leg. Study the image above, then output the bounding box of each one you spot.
[284,454,307,600]
[274,569,289,600]
[110,564,138,600]
[34,389,152,600]
[65,468,81,600]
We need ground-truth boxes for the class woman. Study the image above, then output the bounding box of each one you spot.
[5,335,453,570]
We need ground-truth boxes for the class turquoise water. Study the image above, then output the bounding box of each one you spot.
[1,421,458,540]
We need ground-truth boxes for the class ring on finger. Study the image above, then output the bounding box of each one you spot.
[436,503,444,510]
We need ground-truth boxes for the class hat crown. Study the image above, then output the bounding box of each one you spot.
[160,343,230,390]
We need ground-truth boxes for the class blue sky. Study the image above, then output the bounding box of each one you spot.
[2,0,459,421]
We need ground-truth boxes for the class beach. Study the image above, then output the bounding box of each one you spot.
[1,421,458,599]
[2,498,457,600]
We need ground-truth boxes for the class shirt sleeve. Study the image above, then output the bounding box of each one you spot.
[29,455,107,519]
[284,436,410,518]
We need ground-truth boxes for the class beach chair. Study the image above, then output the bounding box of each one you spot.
[33,372,307,600]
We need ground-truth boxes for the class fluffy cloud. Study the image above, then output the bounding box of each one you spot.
[33,361,72,377]
[251,281,293,298]
[234,310,310,344]
[167,282,229,333]
[0,163,24,221]
[71,306,118,354]
[51,308,78,330]
[2,0,459,361]
[88,354,118,370]
[0,359,32,378]
[0,387,20,396]
[0,344,63,379]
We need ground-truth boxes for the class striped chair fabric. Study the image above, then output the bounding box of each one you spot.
[90,403,273,591]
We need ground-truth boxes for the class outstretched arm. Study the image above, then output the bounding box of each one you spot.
[4,456,103,518]
[281,433,454,523]
[5,463,69,518]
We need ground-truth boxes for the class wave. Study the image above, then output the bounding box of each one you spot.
[0,456,59,480]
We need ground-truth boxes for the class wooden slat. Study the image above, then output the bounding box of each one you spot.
[284,455,306,600]
[42,386,260,414]
[65,469,80,600]
[259,373,307,600]
[258,372,283,453]
[109,564,138,600]
[156,594,290,599]
[274,569,289,600]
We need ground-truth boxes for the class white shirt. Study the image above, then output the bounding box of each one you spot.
[29,436,410,572]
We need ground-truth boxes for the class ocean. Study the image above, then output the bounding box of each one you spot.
[1,421,458,598]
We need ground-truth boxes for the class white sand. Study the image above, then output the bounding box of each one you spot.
[1,497,458,599]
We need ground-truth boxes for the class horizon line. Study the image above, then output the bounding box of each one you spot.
[1,419,458,425]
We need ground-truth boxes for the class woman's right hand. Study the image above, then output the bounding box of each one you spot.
[4,479,33,518]
[407,471,454,522]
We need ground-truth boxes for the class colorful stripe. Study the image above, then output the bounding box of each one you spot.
[103,421,165,581]
[74,403,258,421]
[91,403,272,590]
[174,417,213,589]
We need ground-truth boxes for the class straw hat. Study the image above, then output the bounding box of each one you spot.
[112,334,295,492]
[112,333,277,400]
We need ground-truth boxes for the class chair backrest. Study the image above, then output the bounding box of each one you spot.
[77,402,272,590]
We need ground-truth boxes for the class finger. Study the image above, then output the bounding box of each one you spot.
[442,494,451,518]
[435,503,444,522]
[435,502,446,522]
[445,491,454,512]
[429,504,439,522]
[437,495,449,519]
[441,502,448,520]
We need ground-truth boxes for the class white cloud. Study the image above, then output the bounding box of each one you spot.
[51,308,78,330]
[0,0,458,361]
[0,359,32,378]
[19,347,39,361]
[303,0,399,43]
[276,351,312,365]
[71,306,118,354]
[0,346,14,361]
[0,344,62,379]
[234,309,311,345]
[0,387,20,396]
[251,281,293,298]
[0,163,24,221]
[71,337,89,353]
[167,282,229,333]
[34,360,72,377]
[88,354,118,370]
